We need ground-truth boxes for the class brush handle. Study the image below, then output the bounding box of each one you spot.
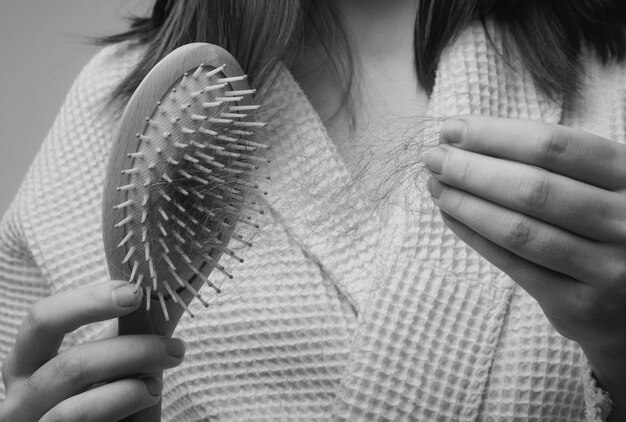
[104,43,260,422]
[118,295,177,422]
[117,277,198,422]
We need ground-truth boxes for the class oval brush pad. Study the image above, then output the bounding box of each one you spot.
[102,43,267,421]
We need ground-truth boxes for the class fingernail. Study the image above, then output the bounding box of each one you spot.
[423,147,447,174]
[441,119,466,144]
[163,338,186,358]
[140,376,162,397]
[427,178,445,198]
[112,284,143,307]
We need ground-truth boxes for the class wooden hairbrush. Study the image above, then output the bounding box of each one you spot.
[102,43,268,421]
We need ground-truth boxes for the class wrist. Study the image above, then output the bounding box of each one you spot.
[580,344,626,421]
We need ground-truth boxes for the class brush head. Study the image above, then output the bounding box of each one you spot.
[102,43,268,323]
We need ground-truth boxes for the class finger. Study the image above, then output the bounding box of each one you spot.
[16,335,184,421]
[436,209,582,313]
[440,116,626,190]
[5,281,142,379]
[427,178,617,284]
[39,377,161,422]
[424,144,626,241]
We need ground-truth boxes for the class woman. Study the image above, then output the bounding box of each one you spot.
[1,0,626,420]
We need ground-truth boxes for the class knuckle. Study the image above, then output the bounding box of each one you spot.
[42,400,85,422]
[533,125,569,165]
[55,353,84,383]
[501,216,532,250]
[121,379,136,396]
[446,190,466,216]
[124,378,149,401]
[25,372,43,397]
[518,176,551,210]
[126,335,156,361]
[591,198,614,226]
[457,158,473,185]
[24,302,50,335]
[120,379,148,403]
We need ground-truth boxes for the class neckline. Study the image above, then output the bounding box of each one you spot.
[261,65,403,313]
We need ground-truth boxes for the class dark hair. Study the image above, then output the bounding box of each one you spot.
[99,0,352,108]
[416,0,626,100]
[100,0,626,105]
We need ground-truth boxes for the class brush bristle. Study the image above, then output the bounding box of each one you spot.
[112,63,269,319]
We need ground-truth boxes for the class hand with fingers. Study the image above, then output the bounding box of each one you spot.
[0,281,186,422]
[424,116,626,420]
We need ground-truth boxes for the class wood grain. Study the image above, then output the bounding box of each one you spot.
[102,43,255,422]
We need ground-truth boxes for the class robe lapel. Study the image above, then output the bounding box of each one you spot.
[260,68,387,315]
[331,22,563,421]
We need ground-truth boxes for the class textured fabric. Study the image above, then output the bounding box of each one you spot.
[0,22,622,421]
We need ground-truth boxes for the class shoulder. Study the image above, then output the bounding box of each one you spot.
[7,42,147,294]
[68,42,145,107]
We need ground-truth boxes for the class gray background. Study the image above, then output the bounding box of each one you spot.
[0,0,150,216]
